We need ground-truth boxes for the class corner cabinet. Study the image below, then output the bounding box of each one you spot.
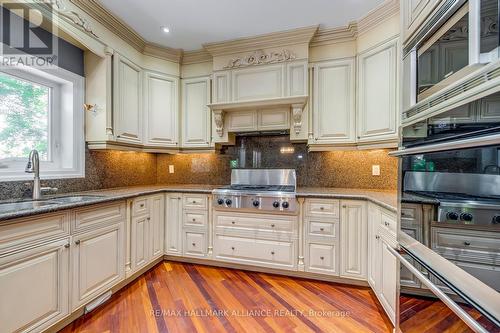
[357,38,399,145]
[311,58,356,145]
[143,72,179,148]
[181,77,212,149]
[113,53,143,145]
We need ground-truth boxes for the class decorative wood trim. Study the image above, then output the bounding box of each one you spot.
[208,95,308,111]
[357,0,400,35]
[143,43,183,63]
[223,49,296,69]
[203,25,319,57]
[182,49,212,64]
[310,22,358,46]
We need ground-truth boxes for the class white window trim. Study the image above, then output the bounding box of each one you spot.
[0,51,85,181]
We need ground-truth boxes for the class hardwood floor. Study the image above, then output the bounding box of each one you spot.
[59,261,393,333]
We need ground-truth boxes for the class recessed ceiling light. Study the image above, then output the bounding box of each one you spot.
[161,26,170,34]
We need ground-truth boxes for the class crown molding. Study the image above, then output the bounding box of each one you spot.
[182,49,212,64]
[358,0,400,35]
[310,22,358,47]
[143,43,183,63]
[203,25,319,57]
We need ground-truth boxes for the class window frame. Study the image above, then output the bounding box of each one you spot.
[0,53,85,181]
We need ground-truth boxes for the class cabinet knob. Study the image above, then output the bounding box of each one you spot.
[320,228,324,231]
[64,243,70,249]
[192,242,196,247]
[464,241,471,246]
[75,240,81,245]
[231,221,236,224]
[271,251,275,255]
[147,217,151,221]
[140,204,144,208]
[231,247,235,250]
[342,205,347,208]
[271,224,275,228]
[375,235,380,240]
[192,218,196,222]
[384,222,390,226]
[320,256,324,260]
[192,200,196,204]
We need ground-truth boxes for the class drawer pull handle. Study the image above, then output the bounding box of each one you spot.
[320,207,324,210]
[320,256,324,260]
[464,241,471,246]
[320,228,325,231]
[271,224,275,228]
[231,247,235,250]
[271,251,275,255]
[231,221,236,224]
[64,243,70,249]
[192,242,196,247]
[75,240,81,245]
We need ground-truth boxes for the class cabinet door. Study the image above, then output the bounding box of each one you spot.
[149,194,165,259]
[402,0,441,43]
[144,71,179,147]
[379,240,397,325]
[181,77,211,148]
[367,204,382,292]
[340,200,367,280]
[72,223,125,310]
[113,53,143,144]
[357,39,398,143]
[165,194,183,256]
[477,94,500,122]
[212,71,230,103]
[0,240,69,333]
[130,215,149,273]
[312,58,356,144]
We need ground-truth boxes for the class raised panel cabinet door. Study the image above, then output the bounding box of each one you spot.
[312,58,356,144]
[144,72,179,147]
[379,240,397,325]
[181,77,211,148]
[165,194,183,256]
[232,64,285,101]
[212,71,231,103]
[71,223,125,310]
[477,94,500,122]
[0,239,69,333]
[287,61,308,96]
[367,203,382,292]
[340,200,367,280]
[357,38,398,143]
[113,53,143,144]
[130,215,149,274]
[149,194,165,259]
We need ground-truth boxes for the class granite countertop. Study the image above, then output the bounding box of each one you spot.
[0,184,397,222]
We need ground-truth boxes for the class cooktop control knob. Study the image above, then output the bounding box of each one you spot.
[492,215,500,224]
[282,201,289,209]
[273,201,280,208]
[217,198,224,205]
[460,213,473,222]
[252,200,260,207]
[225,199,232,206]
[446,212,459,221]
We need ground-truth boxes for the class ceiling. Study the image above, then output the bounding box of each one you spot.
[98,0,385,51]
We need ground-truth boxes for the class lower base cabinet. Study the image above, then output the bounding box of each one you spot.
[0,239,70,333]
[340,200,367,280]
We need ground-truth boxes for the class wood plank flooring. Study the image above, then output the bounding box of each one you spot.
[59,261,393,333]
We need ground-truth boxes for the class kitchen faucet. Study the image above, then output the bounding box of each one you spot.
[25,149,41,200]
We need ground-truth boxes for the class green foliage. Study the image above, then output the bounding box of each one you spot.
[0,72,49,160]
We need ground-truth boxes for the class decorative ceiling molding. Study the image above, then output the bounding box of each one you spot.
[223,49,296,69]
[310,22,358,47]
[182,49,212,65]
[357,0,399,36]
[143,43,183,63]
[203,25,319,57]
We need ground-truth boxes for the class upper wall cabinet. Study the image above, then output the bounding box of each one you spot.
[357,38,399,144]
[181,77,212,148]
[402,0,441,43]
[310,58,356,145]
[113,53,143,145]
[143,72,179,148]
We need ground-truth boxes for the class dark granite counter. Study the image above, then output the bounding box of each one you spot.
[0,184,397,222]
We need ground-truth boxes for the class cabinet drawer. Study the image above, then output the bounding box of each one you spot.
[432,228,500,264]
[307,243,338,274]
[132,197,148,216]
[184,231,206,257]
[380,211,397,235]
[73,202,126,233]
[305,199,340,218]
[308,220,338,238]
[183,194,208,209]
[215,213,295,233]
[214,234,296,269]
[0,212,70,254]
[184,211,208,227]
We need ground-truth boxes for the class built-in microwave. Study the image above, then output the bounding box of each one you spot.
[407,0,500,103]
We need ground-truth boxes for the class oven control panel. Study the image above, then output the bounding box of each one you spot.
[213,194,297,214]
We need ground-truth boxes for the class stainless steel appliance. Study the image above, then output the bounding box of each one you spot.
[392,94,500,332]
[212,169,298,214]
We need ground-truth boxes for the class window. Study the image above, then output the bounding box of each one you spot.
[0,63,84,181]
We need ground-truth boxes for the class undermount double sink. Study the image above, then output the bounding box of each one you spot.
[0,195,105,214]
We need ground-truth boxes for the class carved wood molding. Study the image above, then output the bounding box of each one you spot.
[213,110,225,137]
[223,49,296,69]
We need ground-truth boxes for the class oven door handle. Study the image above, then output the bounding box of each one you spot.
[387,246,489,333]
[389,133,500,156]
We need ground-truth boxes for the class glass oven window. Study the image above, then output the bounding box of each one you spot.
[417,4,469,99]
[480,0,500,55]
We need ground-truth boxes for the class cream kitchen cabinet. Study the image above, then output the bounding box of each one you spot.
[129,194,165,276]
[182,193,210,258]
[113,53,143,145]
[165,194,183,256]
[181,77,212,148]
[143,71,179,148]
[339,200,367,280]
[0,239,70,333]
[402,0,441,44]
[311,58,356,145]
[357,38,399,144]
